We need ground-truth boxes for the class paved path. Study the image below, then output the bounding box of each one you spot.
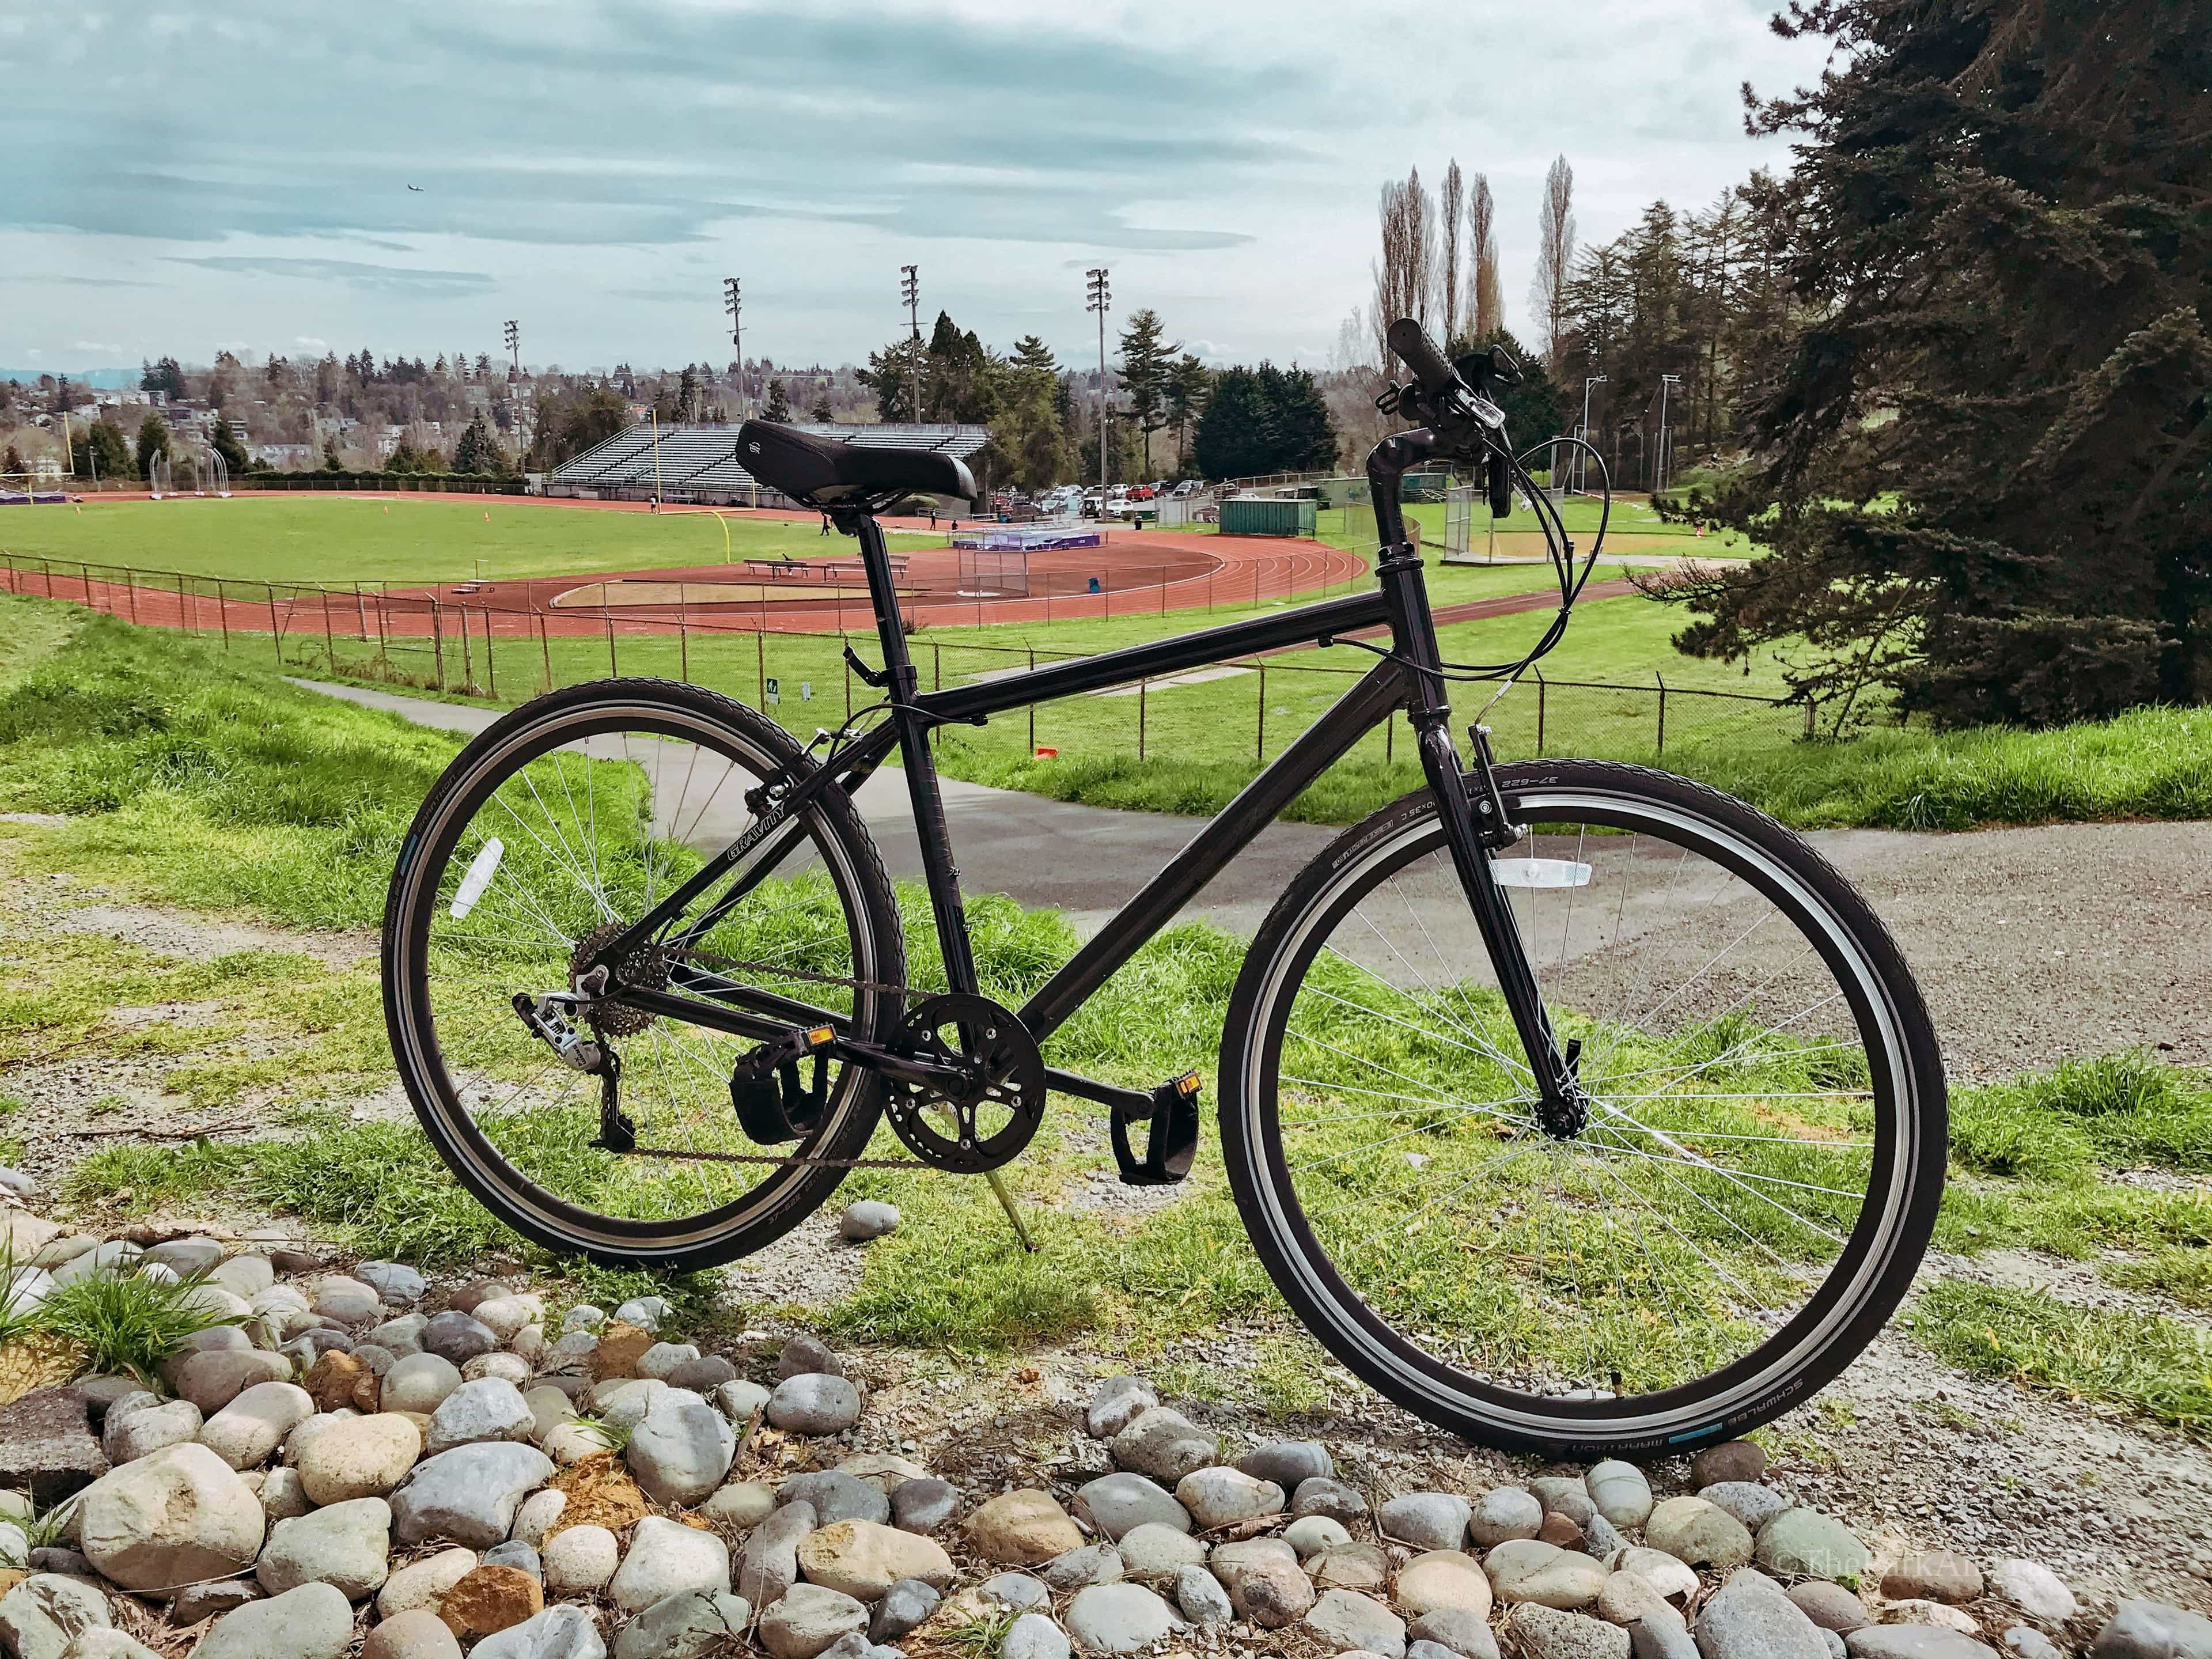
[300,680,2212,1078]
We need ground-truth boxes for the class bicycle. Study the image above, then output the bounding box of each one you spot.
[382,320,1946,1456]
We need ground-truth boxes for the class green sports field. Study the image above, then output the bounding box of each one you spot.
[0,495,953,585]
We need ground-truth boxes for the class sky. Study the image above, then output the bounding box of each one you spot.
[3,0,1829,378]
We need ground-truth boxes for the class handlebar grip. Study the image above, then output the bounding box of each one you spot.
[1386,317,1456,395]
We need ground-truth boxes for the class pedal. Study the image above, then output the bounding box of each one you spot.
[1111,1072,1202,1187]
[731,1025,835,1145]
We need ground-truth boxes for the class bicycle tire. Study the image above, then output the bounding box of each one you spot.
[1218,757,1946,1457]
[381,677,905,1270]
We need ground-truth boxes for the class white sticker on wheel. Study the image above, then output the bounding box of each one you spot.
[1490,858,1592,889]
[449,837,505,919]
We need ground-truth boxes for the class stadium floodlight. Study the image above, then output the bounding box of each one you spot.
[1658,372,1682,495]
[724,278,743,413]
[1086,268,1111,506]
[1577,374,1606,494]
[503,320,520,381]
[899,266,921,420]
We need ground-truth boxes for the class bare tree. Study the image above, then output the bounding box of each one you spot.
[1465,173,1502,341]
[1438,160,1464,350]
[1531,154,1576,370]
[1372,166,1436,363]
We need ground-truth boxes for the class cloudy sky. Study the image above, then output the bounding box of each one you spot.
[5,1,1827,377]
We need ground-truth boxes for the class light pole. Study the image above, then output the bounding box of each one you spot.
[723,278,743,416]
[1578,374,1606,495]
[1657,373,1681,497]
[899,265,921,423]
[503,320,524,460]
[1086,267,1110,512]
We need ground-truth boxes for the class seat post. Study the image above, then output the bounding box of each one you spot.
[851,507,980,998]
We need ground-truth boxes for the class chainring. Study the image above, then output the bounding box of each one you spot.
[570,922,670,1038]
[881,993,1044,1175]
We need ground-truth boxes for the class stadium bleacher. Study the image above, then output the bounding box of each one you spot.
[548,422,990,507]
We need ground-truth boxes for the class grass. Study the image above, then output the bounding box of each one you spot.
[1907,1279,2212,1441]
[0,495,953,585]
[2100,1248,2212,1310]
[32,1263,248,1385]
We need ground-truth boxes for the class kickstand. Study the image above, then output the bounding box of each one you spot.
[925,1102,1037,1253]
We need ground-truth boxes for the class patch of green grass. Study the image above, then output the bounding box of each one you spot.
[33,1264,248,1385]
[1907,1279,2212,1441]
[1951,1051,2212,1183]
[2100,1248,2212,1310]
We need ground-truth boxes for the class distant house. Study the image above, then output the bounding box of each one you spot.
[255,444,313,469]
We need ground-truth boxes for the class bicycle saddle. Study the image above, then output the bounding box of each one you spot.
[737,419,976,508]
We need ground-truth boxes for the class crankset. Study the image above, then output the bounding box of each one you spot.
[881,993,1044,1174]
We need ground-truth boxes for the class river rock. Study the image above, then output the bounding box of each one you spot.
[1042,1544,1124,1591]
[1064,1584,1180,1653]
[1214,1551,1312,1628]
[0,1574,110,1659]
[1380,1494,1472,1552]
[176,1350,293,1416]
[1584,1463,1653,1531]
[256,1497,392,1599]
[609,1516,730,1613]
[1110,1409,1217,1486]
[665,1355,736,1394]
[310,1277,381,1325]
[1757,1511,1871,1584]
[839,1201,901,1241]
[779,1471,890,1527]
[1499,1604,1628,1658]
[626,1397,736,1506]
[713,1380,772,1425]
[195,1382,314,1471]
[1074,1473,1188,1540]
[1484,1540,1605,1609]
[740,1501,816,1608]
[2089,1601,2212,1658]
[612,1590,751,1659]
[982,1574,1051,1611]
[1312,1543,1391,1592]
[766,1375,862,1436]
[1790,1582,1872,1633]
[1986,1560,2074,1624]
[103,1398,201,1465]
[1169,1566,1230,1627]
[1085,1378,1158,1440]
[635,1343,699,1382]
[760,1584,868,1659]
[999,1612,1069,1659]
[420,1312,499,1366]
[471,1604,605,1659]
[471,1297,541,1343]
[1395,1551,1493,1619]
[354,1262,426,1305]
[391,1442,554,1548]
[890,1476,959,1534]
[1294,1478,1371,1525]
[363,1611,462,1659]
[541,1525,619,1595]
[1643,1495,1752,1571]
[1844,1634,2000,1658]
[195,1583,353,1659]
[378,1549,480,1618]
[1409,1611,1502,1659]
[1175,1467,1283,1529]
[700,1482,775,1530]
[775,1335,842,1378]
[1605,1548,1698,1602]
[438,1565,543,1642]
[1286,1516,1354,1558]
[1306,1590,1406,1657]
[75,1441,264,1592]
[869,1580,940,1642]
[1690,1441,1767,1487]
[1469,1487,1543,1547]
[1237,1441,1332,1488]
[464,1354,534,1388]
[383,1354,464,1415]
[366,1315,428,1357]
[1116,1523,1209,1582]
[1700,1482,1790,1535]
[482,1541,540,1581]
[1694,1571,1830,1659]
[971,1490,1082,1565]
[798,1520,954,1600]
[1883,1552,1984,1606]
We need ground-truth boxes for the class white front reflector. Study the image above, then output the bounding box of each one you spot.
[1490,858,1592,889]
[449,837,505,919]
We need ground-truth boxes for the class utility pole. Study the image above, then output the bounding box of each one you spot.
[899,264,921,423]
[723,278,743,416]
[1086,267,1110,513]
[503,320,524,462]
[1657,373,1681,496]
[1578,374,1606,495]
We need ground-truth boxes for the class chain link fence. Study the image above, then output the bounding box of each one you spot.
[1,551,1809,781]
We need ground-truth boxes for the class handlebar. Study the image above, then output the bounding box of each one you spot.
[1386,318,1458,399]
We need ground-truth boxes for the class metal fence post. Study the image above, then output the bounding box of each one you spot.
[215,581,230,650]
[1138,679,1147,760]
[459,603,475,691]
[756,628,766,710]
[540,613,553,695]
[679,616,689,684]
[483,609,497,700]
[1027,648,1035,755]
[606,613,617,677]
[1536,668,1547,753]
[267,584,283,665]
[323,592,336,672]
[1655,671,1667,755]
[431,600,445,687]
[1256,663,1266,762]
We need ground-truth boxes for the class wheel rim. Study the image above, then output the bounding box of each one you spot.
[1236,784,1925,1441]
[389,702,887,1253]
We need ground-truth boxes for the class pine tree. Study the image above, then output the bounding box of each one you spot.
[1116,309,1175,474]
[453,412,503,475]
[810,396,835,423]
[135,412,171,478]
[1659,0,2212,728]
[763,379,793,422]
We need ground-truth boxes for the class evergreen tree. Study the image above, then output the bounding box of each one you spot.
[1191,363,1338,480]
[453,412,503,475]
[1657,0,2212,727]
[810,395,835,423]
[135,412,171,478]
[139,357,186,399]
[73,416,135,481]
[763,379,793,422]
[1164,355,1211,473]
[1116,308,1175,473]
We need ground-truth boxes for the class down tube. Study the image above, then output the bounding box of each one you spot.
[1018,661,1407,1043]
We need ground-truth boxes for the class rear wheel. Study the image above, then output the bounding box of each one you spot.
[1218,759,1945,1456]
[381,679,904,1270]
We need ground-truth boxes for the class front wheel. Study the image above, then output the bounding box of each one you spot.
[1218,759,1945,1457]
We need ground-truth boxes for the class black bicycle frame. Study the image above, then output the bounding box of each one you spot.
[606,433,1580,1122]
